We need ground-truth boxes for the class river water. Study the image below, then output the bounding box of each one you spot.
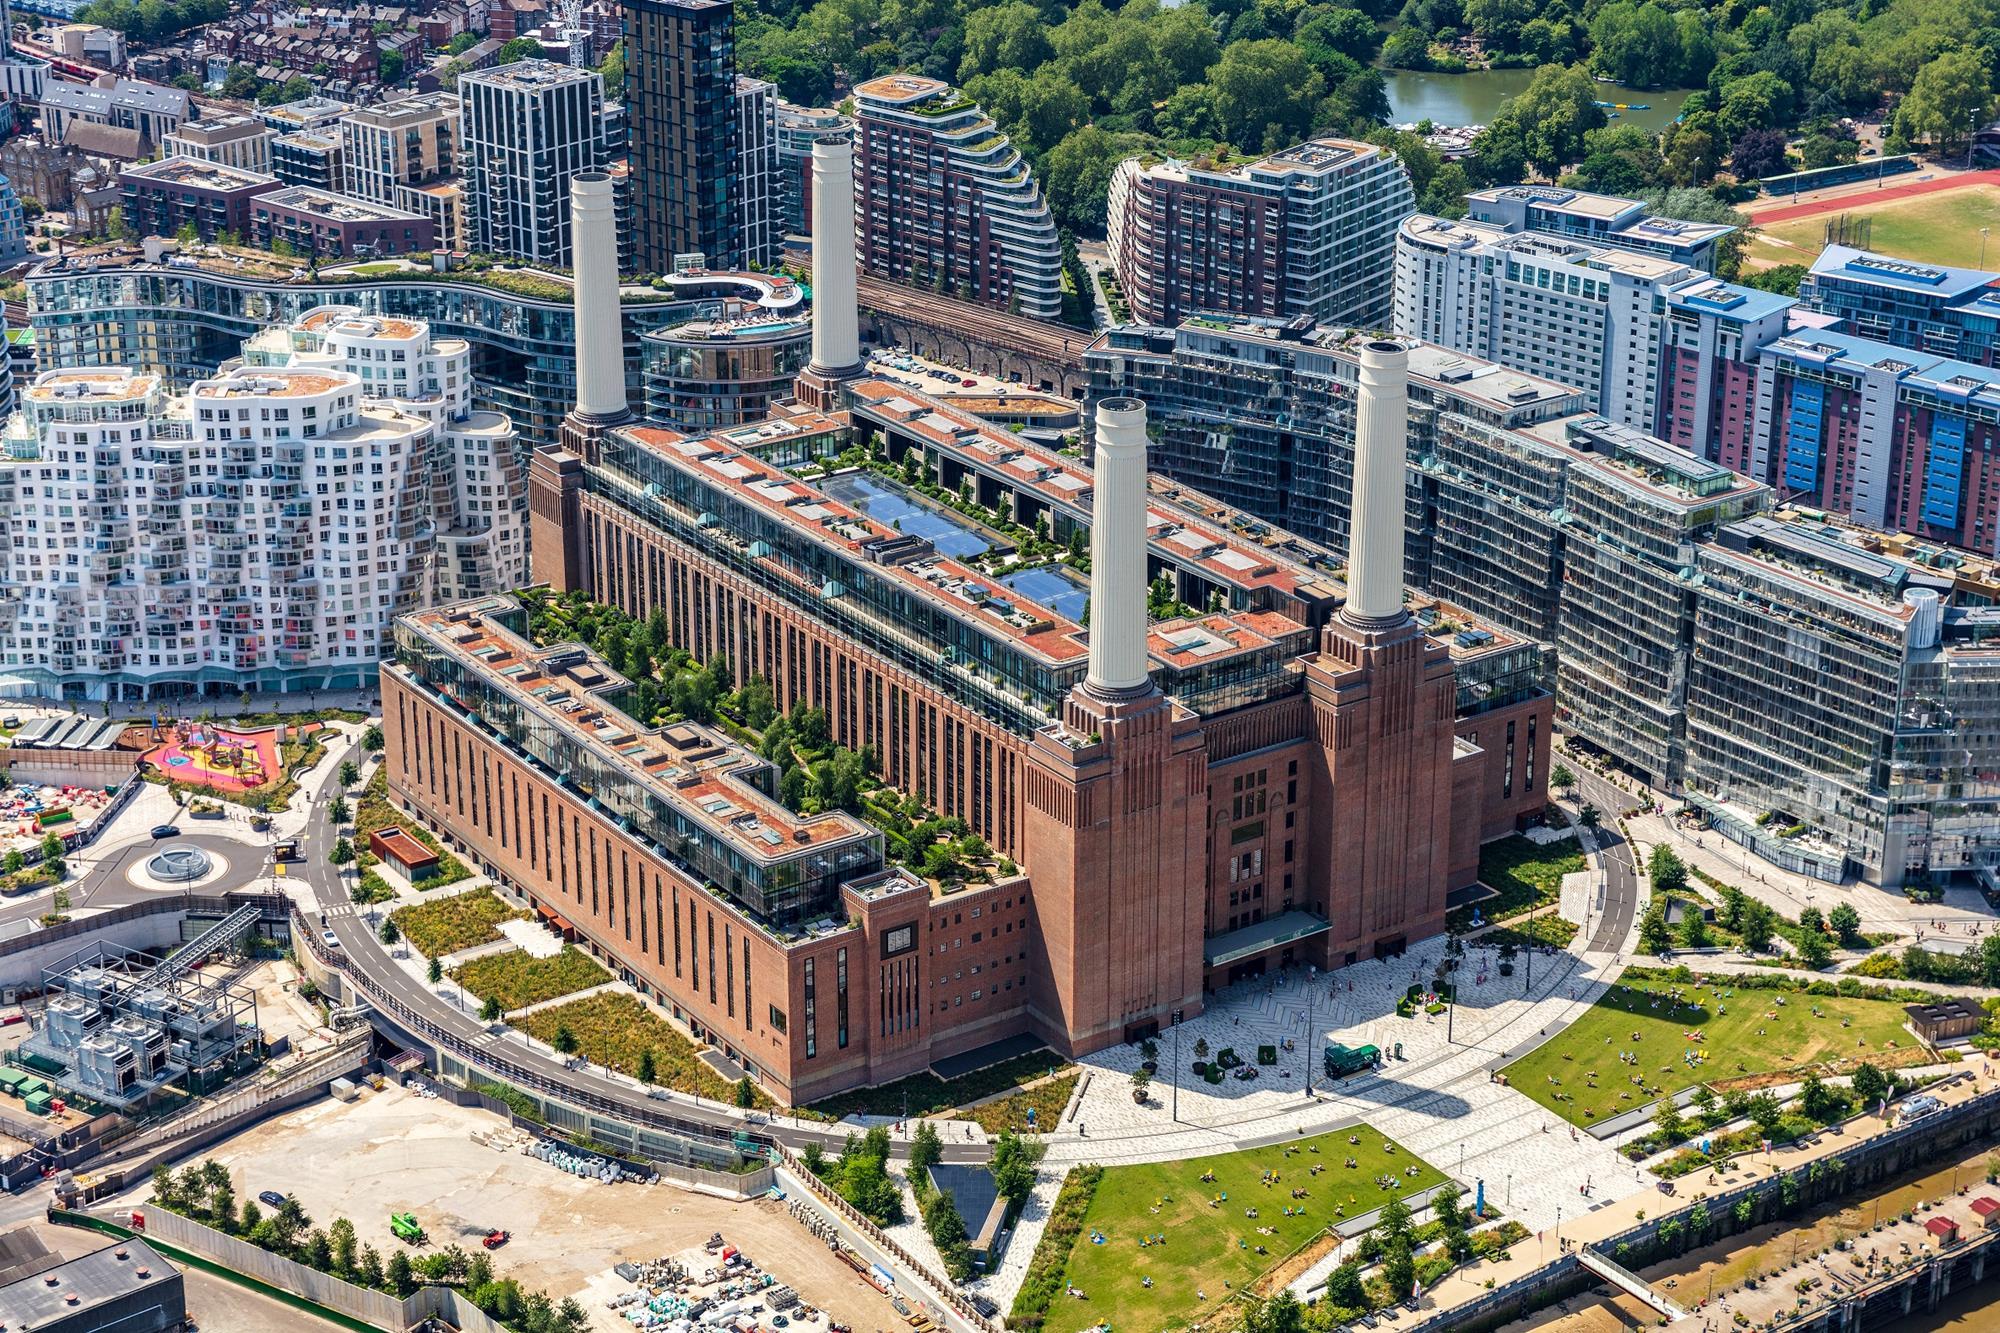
[1382,69,1697,136]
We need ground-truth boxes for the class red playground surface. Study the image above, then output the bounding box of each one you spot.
[145,723,281,792]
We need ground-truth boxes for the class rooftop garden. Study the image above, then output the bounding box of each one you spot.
[520,588,1015,891]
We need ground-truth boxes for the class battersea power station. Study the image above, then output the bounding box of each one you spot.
[380,153,1551,1104]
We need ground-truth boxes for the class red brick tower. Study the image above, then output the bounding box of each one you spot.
[1023,399,1209,1053]
[1304,341,1459,963]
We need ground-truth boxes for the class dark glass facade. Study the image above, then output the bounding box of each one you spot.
[623,0,740,274]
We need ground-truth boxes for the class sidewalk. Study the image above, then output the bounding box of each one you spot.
[1402,1068,2000,1324]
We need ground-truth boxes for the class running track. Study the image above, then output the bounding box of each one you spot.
[1748,167,2000,225]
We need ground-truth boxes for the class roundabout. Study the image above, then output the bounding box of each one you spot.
[128,841,232,892]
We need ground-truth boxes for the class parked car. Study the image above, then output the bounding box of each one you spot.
[150,825,178,839]
[321,930,341,949]
[258,1191,285,1208]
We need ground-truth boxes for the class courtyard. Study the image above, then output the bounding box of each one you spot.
[1499,971,1923,1127]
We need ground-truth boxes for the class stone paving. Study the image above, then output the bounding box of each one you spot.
[976,916,1659,1313]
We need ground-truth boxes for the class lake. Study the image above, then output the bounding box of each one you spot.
[1384,68,1697,136]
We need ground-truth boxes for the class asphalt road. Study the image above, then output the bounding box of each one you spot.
[0,830,273,931]
[295,738,987,1160]
[1576,771,1642,956]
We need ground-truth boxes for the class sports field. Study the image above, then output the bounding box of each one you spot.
[1500,972,1918,1127]
[1746,185,2000,271]
[1042,1127,1443,1332]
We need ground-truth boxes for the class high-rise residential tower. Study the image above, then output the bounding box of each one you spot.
[852,74,1062,319]
[623,0,739,273]
[735,76,778,270]
[458,60,606,266]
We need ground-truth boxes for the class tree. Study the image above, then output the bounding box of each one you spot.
[237,1200,263,1237]
[1480,63,1605,178]
[447,30,480,54]
[957,1,1051,82]
[1209,40,1324,151]
[339,759,360,788]
[1852,1061,1889,1107]
[1653,1096,1687,1143]
[1648,845,1688,897]
[1739,899,1776,952]
[379,917,401,947]
[480,995,504,1023]
[330,837,355,867]
[1828,903,1862,948]
[38,832,63,865]
[596,39,625,100]
[1577,803,1601,829]
[1463,0,1533,52]
[1381,1233,1416,1299]
[1246,1290,1307,1333]
[734,1075,756,1108]
[1731,127,1791,181]
[386,1249,415,1298]
[427,956,444,985]
[1794,927,1833,969]
[1797,905,1825,936]
[271,1196,311,1253]
[304,1227,333,1271]
[1297,7,1381,65]
[363,724,385,752]
[1896,48,1990,148]
[923,1188,975,1280]
[329,795,351,825]
[737,674,777,730]
[1041,125,1142,234]
[356,1244,385,1290]
[801,1140,828,1176]
[552,1024,579,1056]
[1678,908,1708,949]
[1550,762,1576,795]
[328,1217,357,1276]
[3,849,22,874]
[909,1120,943,1174]
[1325,1259,1367,1308]
[992,1129,1037,1201]
[1981,933,2000,988]
[1638,902,1671,954]
[378,49,404,84]
[636,1048,657,1084]
[496,36,542,64]
[1746,1091,1784,1132]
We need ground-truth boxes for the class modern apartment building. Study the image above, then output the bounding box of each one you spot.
[117,158,279,242]
[1083,319,1586,641]
[0,174,26,269]
[736,77,778,270]
[258,96,351,135]
[1746,329,2000,555]
[241,306,527,600]
[0,306,526,701]
[623,0,739,273]
[247,187,437,258]
[458,61,606,266]
[161,114,274,175]
[26,243,804,450]
[1801,246,2000,366]
[1554,417,1772,789]
[1686,514,2000,888]
[1393,212,1693,431]
[775,101,850,236]
[271,131,345,193]
[1463,184,1734,273]
[339,93,458,206]
[1105,139,1414,329]
[852,74,1061,319]
[1655,276,1794,471]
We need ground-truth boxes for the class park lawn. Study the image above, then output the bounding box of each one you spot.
[450,946,610,1012]
[390,889,525,958]
[1449,835,1584,932]
[1500,971,1918,1127]
[1748,185,2000,270]
[1042,1127,1443,1333]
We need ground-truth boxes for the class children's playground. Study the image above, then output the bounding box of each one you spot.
[142,720,282,794]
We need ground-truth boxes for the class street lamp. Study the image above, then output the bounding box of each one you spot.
[1304,978,1314,1099]
[1171,1023,1180,1124]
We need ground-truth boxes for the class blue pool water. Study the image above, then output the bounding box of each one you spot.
[819,474,992,559]
[999,566,1089,620]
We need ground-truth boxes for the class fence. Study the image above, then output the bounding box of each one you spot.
[61,1206,516,1333]
[774,1142,999,1333]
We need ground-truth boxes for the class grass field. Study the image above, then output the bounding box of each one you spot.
[1448,835,1584,932]
[1042,1128,1442,1333]
[1501,972,1917,1126]
[449,946,610,1011]
[1746,185,2000,270]
[389,889,525,958]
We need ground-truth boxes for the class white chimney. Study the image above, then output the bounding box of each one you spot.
[1344,339,1411,626]
[809,136,860,377]
[569,171,628,423]
[1087,398,1152,696]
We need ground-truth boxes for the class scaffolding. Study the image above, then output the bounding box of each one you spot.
[17,922,262,1113]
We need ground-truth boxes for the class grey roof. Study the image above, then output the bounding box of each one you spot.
[41,78,191,122]
[0,1235,179,1323]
